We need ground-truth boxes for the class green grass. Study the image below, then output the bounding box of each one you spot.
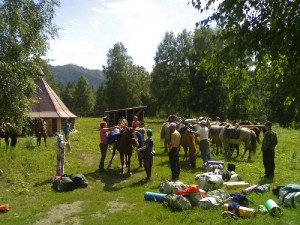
[0,117,300,225]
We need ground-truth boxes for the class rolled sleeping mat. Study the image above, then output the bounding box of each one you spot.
[207,161,224,165]
[144,192,167,202]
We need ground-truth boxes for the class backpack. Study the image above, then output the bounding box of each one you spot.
[52,175,77,192]
[69,174,88,188]
[229,192,250,207]
[107,129,120,144]
[278,184,300,207]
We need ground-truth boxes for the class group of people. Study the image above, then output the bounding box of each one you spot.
[167,115,278,181]
[98,115,155,181]
[55,114,278,181]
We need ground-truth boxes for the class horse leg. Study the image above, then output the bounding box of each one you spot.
[182,147,188,163]
[164,140,168,152]
[120,153,125,174]
[218,141,223,154]
[43,134,47,147]
[189,147,196,168]
[127,153,132,175]
[37,133,41,146]
[223,142,232,160]
[231,144,239,158]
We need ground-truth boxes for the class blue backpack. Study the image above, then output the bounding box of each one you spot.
[107,129,120,144]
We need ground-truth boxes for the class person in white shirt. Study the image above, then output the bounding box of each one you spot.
[192,119,211,164]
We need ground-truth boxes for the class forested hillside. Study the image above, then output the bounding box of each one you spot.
[49,64,105,89]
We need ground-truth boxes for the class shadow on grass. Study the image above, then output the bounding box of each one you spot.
[258,176,274,185]
[84,169,126,192]
[84,166,145,192]
[33,178,53,187]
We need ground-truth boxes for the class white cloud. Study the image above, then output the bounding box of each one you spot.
[47,0,203,72]
[47,39,105,69]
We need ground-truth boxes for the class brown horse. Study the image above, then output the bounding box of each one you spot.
[160,122,171,152]
[108,127,139,175]
[180,126,197,167]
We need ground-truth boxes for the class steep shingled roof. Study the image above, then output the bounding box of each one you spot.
[30,78,76,118]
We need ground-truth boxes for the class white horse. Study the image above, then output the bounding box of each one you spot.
[209,125,223,155]
[219,126,257,161]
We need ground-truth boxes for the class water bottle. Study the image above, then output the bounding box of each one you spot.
[265,199,282,216]
[256,184,270,193]
[242,185,258,194]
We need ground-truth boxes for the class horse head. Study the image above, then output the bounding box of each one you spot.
[125,127,139,149]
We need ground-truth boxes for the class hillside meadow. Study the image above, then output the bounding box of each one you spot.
[0,117,300,225]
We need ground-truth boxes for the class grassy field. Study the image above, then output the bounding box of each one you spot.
[0,117,300,225]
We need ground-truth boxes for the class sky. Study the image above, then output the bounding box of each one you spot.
[46,0,206,72]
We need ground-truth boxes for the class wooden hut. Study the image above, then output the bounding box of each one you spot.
[29,76,77,135]
[104,106,147,127]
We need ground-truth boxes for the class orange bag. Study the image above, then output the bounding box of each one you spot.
[0,203,10,212]
[177,184,199,195]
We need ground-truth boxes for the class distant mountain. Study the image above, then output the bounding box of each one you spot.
[49,64,105,89]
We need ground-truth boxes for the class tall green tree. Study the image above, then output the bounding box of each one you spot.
[73,76,95,112]
[61,81,76,111]
[190,0,300,124]
[0,0,59,126]
[101,42,150,110]
[190,27,228,119]
[151,30,193,115]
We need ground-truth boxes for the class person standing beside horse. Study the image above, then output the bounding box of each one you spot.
[192,119,211,166]
[261,121,278,179]
[137,129,155,181]
[99,121,116,172]
[168,122,181,181]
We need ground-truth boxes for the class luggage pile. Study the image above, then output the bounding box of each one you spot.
[52,174,88,192]
[144,163,300,219]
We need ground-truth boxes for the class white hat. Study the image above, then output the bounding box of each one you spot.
[169,122,177,127]
[57,134,63,142]
[199,120,206,126]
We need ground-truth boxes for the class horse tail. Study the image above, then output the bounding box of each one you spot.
[250,130,257,157]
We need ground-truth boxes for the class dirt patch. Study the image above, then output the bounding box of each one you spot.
[106,201,129,213]
[33,201,83,225]
[94,200,131,219]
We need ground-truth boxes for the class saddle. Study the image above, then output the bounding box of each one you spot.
[223,126,241,139]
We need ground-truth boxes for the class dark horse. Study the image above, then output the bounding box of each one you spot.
[219,126,257,161]
[0,123,18,149]
[108,127,139,175]
[35,119,47,147]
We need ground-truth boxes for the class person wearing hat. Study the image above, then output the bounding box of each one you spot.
[261,121,278,179]
[131,115,140,129]
[137,129,155,181]
[191,119,211,166]
[168,122,181,180]
[56,133,68,176]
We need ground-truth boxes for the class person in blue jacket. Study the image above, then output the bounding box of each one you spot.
[137,129,155,181]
